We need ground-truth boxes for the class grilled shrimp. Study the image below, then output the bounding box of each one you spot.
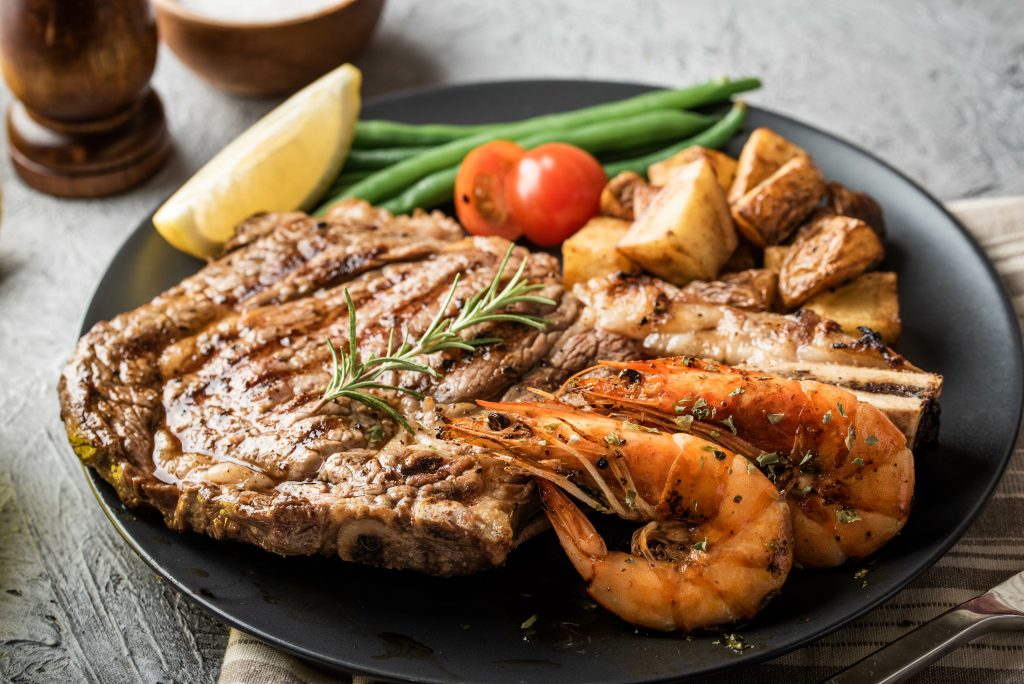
[563,357,914,568]
[443,401,792,632]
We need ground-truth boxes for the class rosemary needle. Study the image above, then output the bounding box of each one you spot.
[316,245,555,432]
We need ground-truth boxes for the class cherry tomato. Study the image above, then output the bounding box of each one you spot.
[454,140,525,240]
[506,143,606,247]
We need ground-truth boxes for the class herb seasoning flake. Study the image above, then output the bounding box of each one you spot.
[674,415,694,431]
[366,425,385,444]
[720,415,738,434]
[722,633,752,652]
[624,421,659,434]
[836,507,863,524]
[854,567,869,588]
[691,397,710,420]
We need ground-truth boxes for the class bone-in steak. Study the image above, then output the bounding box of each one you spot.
[60,201,636,576]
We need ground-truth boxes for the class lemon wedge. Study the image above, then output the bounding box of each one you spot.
[154,64,361,258]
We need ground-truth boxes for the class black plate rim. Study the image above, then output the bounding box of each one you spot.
[76,78,1024,682]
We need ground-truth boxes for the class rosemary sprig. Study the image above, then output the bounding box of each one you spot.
[316,245,555,432]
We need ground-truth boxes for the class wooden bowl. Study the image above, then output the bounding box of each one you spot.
[152,0,384,97]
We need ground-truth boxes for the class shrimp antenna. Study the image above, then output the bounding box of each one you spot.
[556,364,603,397]
[525,387,556,400]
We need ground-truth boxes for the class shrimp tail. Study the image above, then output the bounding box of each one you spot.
[537,479,605,581]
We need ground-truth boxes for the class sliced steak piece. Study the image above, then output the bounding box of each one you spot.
[60,201,636,576]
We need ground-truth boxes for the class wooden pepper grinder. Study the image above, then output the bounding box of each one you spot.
[0,0,171,197]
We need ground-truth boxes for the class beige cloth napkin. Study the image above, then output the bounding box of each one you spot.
[219,197,1024,684]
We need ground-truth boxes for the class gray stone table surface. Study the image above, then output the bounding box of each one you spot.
[1,1,1022,682]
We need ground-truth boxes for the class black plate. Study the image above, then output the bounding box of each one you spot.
[80,80,1023,683]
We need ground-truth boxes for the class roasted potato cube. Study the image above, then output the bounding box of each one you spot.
[803,272,901,343]
[731,156,827,247]
[678,268,779,312]
[649,146,737,192]
[827,182,886,237]
[600,172,650,221]
[793,207,837,242]
[632,182,659,218]
[562,217,642,290]
[762,245,789,273]
[617,158,737,286]
[728,127,808,203]
[778,215,885,308]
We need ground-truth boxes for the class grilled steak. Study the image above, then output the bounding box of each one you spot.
[60,201,638,575]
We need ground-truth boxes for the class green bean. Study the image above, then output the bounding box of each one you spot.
[353,121,494,148]
[347,109,714,176]
[344,147,440,170]
[353,77,759,149]
[377,168,459,215]
[330,77,760,208]
[517,109,716,154]
[603,101,748,177]
[373,109,720,216]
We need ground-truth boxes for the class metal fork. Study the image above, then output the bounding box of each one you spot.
[825,570,1024,683]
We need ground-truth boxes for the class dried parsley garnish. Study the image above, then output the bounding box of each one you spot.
[720,415,737,434]
[673,415,694,431]
[836,507,862,524]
